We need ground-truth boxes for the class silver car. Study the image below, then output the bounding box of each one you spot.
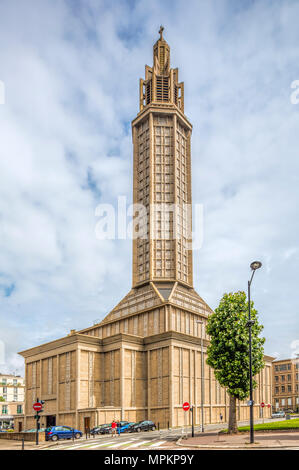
[271,411,285,418]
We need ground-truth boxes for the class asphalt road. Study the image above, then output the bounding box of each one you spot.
[43,416,298,451]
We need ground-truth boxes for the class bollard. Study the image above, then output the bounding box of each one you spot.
[21,438,24,450]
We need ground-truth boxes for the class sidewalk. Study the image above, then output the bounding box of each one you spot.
[177,431,299,450]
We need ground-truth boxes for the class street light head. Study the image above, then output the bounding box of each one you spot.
[250,261,262,271]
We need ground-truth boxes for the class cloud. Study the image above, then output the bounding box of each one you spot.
[0,0,298,373]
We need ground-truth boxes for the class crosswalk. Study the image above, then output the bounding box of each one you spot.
[44,437,169,451]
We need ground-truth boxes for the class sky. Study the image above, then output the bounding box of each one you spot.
[0,0,298,375]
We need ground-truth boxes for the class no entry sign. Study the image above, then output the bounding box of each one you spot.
[33,402,42,412]
[260,402,265,408]
[183,402,190,411]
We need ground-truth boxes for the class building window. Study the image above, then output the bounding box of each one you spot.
[275,376,279,382]
[17,405,22,414]
[288,386,292,392]
[275,387,279,394]
[2,405,7,414]
[281,375,285,382]
[287,375,291,382]
[281,386,285,393]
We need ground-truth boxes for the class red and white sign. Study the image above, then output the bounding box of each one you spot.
[33,402,42,412]
[183,402,190,412]
[260,402,265,408]
[267,404,271,408]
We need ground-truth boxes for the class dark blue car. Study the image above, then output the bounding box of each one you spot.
[46,426,82,441]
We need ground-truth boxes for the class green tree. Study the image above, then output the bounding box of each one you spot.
[206,291,265,434]
[0,396,5,402]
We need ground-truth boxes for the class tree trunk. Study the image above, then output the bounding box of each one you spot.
[228,394,238,434]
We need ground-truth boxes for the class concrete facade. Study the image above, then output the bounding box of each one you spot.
[0,374,24,429]
[18,30,274,432]
[273,358,299,412]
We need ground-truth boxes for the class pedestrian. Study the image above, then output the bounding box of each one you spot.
[111,419,117,437]
[220,413,223,423]
[117,421,121,436]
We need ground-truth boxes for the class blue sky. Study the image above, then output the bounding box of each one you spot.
[0,0,298,374]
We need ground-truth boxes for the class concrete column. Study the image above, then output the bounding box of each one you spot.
[120,347,125,420]
[169,345,173,427]
[147,350,151,419]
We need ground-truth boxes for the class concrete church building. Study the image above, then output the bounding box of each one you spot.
[18,29,273,432]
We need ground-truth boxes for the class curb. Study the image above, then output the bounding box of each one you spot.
[175,436,299,450]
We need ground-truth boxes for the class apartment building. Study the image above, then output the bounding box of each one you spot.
[0,373,25,429]
[272,358,299,412]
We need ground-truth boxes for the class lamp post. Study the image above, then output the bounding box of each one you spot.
[296,354,299,413]
[247,260,262,444]
[196,320,205,433]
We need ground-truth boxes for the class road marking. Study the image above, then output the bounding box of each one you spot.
[148,440,166,448]
[66,440,115,450]
[125,440,149,449]
[104,440,133,449]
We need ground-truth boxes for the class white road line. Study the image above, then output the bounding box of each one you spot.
[66,440,115,450]
[125,440,149,449]
[104,440,133,449]
[148,440,166,448]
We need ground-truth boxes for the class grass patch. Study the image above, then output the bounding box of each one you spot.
[221,418,299,433]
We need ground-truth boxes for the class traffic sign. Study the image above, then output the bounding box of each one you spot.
[183,402,190,411]
[33,402,43,412]
[267,404,271,408]
[260,402,265,408]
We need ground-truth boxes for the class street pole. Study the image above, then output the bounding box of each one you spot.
[248,278,254,444]
[296,354,299,413]
[247,261,262,445]
[201,322,205,433]
[191,406,194,437]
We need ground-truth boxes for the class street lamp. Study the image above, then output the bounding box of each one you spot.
[196,320,205,433]
[296,354,299,413]
[247,260,262,444]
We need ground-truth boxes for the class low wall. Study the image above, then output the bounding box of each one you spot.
[0,431,46,442]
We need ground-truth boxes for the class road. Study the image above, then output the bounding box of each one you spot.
[44,428,190,451]
[43,417,298,451]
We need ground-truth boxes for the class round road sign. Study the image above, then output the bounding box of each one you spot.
[33,402,42,412]
[183,402,190,411]
[260,402,265,408]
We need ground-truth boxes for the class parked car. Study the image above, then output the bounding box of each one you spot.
[46,426,82,441]
[90,424,109,435]
[129,420,156,432]
[117,421,135,433]
[101,421,131,434]
[100,423,113,434]
[271,411,286,418]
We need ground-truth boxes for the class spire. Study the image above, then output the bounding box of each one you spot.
[159,25,164,41]
[139,28,184,113]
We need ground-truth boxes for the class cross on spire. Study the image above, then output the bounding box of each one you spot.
[159,25,164,40]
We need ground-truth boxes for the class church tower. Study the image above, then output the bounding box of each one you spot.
[132,26,193,290]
